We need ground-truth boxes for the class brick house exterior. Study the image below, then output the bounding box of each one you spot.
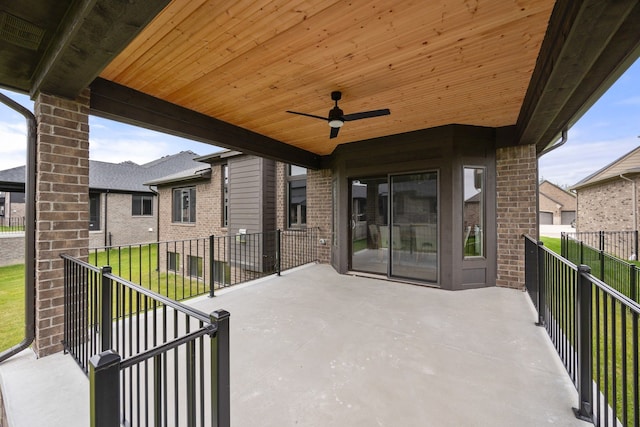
[148,151,328,286]
[572,146,640,232]
[538,180,577,226]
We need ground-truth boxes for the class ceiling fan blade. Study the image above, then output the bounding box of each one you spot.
[286,111,328,121]
[342,108,390,121]
[330,126,340,139]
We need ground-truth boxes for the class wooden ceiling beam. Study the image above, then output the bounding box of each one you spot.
[517,0,640,152]
[89,78,321,169]
[31,0,170,99]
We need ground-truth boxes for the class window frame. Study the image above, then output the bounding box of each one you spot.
[132,194,153,216]
[172,187,196,224]
[462,166,485,259]
[89,193,101,231]
[287,165,307,229]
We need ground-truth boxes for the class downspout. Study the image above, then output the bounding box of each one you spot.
[619,173,637,237]
[538,128,568,158]
[535,129,569,238]
[0,93,36,362]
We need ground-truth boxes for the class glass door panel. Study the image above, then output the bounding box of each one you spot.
[350,177,388,274]
[390,172,438,282]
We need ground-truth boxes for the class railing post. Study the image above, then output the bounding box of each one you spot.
[89,350,121,427]
[635,230,639,262]
[101,266,113,352]
[210,310,231,427]
[580,241,584,265]
[631,264,637,303]
[599,230,605,252]
[209,235,215,297]
[573,264,593,423]
[561,232,565,258]
[276,229,281,276]
[536,241,545,327]
[599,250,605,282]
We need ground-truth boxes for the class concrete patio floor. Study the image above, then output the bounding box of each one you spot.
[0,263,588,426]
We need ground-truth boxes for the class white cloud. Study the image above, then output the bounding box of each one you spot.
[0,120,28,170]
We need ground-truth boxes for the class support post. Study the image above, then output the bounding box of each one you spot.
[536,241,545,327]
[210,310,230,427]
[100,266,113,352]
[209,235,215,297]
[631,264,637,303]
[89,350,121,427]
[573,264,593,423]
[276,229,282,276]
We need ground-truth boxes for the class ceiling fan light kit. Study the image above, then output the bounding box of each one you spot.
[287,91,390,138]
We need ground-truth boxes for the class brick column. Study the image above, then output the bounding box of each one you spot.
[495,144,537,289]
[34,90,90,356]
[307,169,332,263]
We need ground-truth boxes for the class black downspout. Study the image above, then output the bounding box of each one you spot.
[0,93,36,362]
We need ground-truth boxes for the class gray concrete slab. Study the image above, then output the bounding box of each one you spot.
[0,263,587,426]
[188,263,587,427]
[0,348,88,427]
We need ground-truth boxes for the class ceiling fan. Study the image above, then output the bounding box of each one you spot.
[286,91,390,139]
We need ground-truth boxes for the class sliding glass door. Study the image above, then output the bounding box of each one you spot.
[350,172,438,283]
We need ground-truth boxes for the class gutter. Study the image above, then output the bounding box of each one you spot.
[0,93,36,363]
[538,128,568,158]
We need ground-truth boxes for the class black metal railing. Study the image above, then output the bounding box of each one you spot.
[562,232,640,303]
[0,216,25,233]
[563,230,639,262]
[89,228,319,299]
[525,236,640,426]
[62,255,230,427]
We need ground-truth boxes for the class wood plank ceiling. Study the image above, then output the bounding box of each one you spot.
[100,0,555,156]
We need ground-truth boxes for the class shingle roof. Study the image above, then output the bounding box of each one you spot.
[572,146,640,190]
[0,150,206,193]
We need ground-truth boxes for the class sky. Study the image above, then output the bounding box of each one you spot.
[1,58,638,187]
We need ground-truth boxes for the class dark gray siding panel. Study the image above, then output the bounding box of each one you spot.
[228,156,262,234]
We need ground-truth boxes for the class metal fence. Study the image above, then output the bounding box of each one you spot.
[525,236,640,426]
[562,233,640,303]
[563,230,639,262]
[0,216,25,233]
[88,228,319,300]
[62,255,230,427]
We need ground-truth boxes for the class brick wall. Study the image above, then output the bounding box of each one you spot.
[577,178,638,232]
[495,144,537,290]
[276,162,287,230]
[34,90,90,356]
[105,193,157,246]
[307,169,332,263]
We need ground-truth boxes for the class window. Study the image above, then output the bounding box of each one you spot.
[188,255,203,278]
[172,187,196,223]
[167,251,179,272]
[463,167,484,258]
[89,193,100,230]
[223,164,228,227]
[132,194,153,216]
[213,260,231,285]
[288,165,307,228]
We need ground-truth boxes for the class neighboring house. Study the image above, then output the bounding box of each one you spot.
[572,146,640,232]
[145,150,308,282]
[538,180,576,226]
[0,151,205,247]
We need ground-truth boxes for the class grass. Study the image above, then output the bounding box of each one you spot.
[89,245,211,302]
[0,264,25,352]
[540,236,561,254]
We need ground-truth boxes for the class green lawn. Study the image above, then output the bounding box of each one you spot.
[540,236,561,254]
[0,264,25,352]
